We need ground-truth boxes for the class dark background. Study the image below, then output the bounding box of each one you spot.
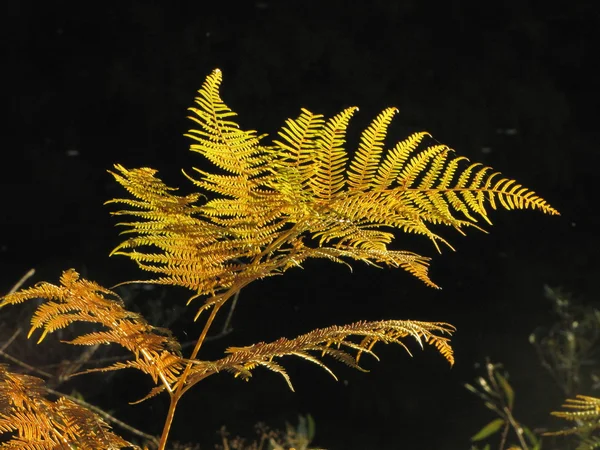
[1,1,598,449]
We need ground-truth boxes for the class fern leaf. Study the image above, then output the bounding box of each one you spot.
[185,319,455,391]
[544,394,600,446]
[310,107,357,200]
[0,365,134,449]
[184,69,266,177]
[0,270,185,392]
[551,395,600,421]
[273,107,325,183]
[347,107,398,191]
[373,131,430,189]
[109,69,558,301]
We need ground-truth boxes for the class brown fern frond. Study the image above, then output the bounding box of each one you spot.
[184,319,455,391]
[0,269,185,391]
[0,364,134,449]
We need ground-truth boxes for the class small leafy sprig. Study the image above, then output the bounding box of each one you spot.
[466,361,541,450]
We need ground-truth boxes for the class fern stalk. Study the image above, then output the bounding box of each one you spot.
[158,279,248,450]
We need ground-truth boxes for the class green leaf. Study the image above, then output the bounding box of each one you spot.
[306,414,316,441]
[483,401,503,416]
[471,418,505,442]
[495,371,515,409]
[471,444,492,450]
[522,425,540,446]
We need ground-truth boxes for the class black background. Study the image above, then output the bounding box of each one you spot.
[1,1,598,449]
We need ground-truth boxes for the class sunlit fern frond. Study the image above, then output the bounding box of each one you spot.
[184,319,455,391]
[107,165,260,297]
[108,69,559,308]
[0,269,185,390]
[309,107,357,200]
[0,364,134,449]
[347,107,398,191]
[552,395,600,422]
[184,68,268,178]
[272,107,325,183]
[544,395,600,448]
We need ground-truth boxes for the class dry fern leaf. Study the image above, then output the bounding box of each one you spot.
[108,69,559,306]
[0,364,135,449]
[0,269,185,392]
[544,395,600,439]
[184,319,455,391]
[552,395,600,421]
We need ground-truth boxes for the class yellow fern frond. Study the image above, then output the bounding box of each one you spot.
[310,107,357,200]
[372,131,431,190]
[544,395,600,442]
[272,107,325,182]
[184,68,267,177]
[551,395,600,421]
[347,107,398,191]
[109,69,558,305]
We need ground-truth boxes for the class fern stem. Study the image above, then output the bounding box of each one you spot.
[189,302,224,362]
[157,393,179,450]
[157,302,224,450]
[252,225,301,263]
[503,406,529,450]
[7,268,35,294]
[141,348,173,394]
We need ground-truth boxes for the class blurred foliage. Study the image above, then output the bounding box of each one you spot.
[530,285,600,397]
[218,415,324,450]
[468,285,600,450]
[136,415,323,450]
[466,361,541,450]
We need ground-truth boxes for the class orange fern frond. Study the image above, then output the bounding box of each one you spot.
[185,319,455,391]
[0,364,134,449]
[0,269,185,391]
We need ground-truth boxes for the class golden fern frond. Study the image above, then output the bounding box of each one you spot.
[185,319,455,391]
[0,269,185,390]
[552,395,600,421]
[109,69,558,302]
[184,68,267,177]
[272,107,325,182]
[372,131,431,189]
[0,364,134,449]
[347,107,398,191]
[544,395,600,442]
[107,165,254,296]
[310,107,357,200]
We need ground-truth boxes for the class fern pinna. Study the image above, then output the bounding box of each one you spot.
[0,69,557,449]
